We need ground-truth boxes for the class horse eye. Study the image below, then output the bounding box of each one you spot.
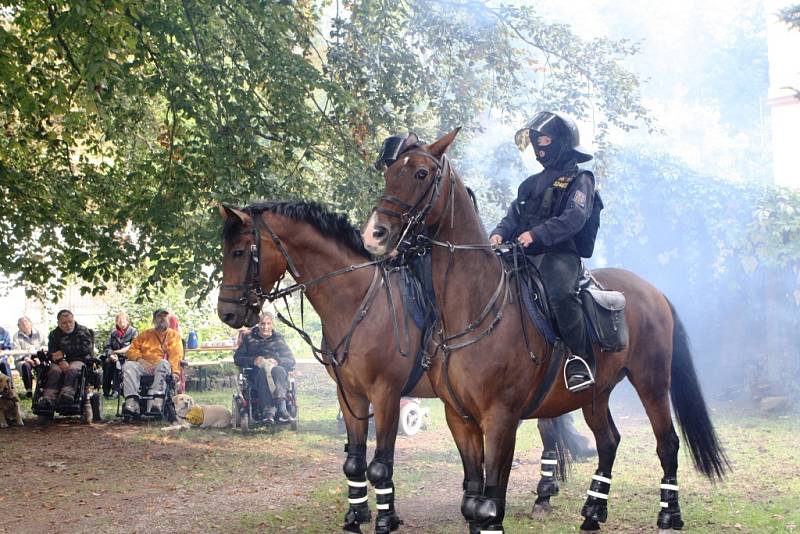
[232,249,244,258]
[415,169,429,180]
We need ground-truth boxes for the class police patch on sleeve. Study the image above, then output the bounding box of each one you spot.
[573,190,586,209]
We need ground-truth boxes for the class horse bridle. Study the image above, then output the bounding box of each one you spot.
[219,214,302,311]
[374,150,454,251]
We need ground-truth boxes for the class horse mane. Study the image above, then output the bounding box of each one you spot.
[222,201,370,258]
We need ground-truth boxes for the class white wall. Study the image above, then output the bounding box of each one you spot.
[766,0,800,188]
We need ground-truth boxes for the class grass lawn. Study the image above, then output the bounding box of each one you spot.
[4,365,799,533]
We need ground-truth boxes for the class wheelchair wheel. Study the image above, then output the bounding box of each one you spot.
[163,398,177,423]
[231,395,241,429]
[399,402,423,436]
[91,393,103,423]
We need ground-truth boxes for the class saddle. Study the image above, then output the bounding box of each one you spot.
[507,254,628,353]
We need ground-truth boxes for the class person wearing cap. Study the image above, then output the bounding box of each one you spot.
[489,111,599,393]
[122,308,182,414]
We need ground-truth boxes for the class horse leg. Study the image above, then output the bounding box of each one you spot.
[341,394,372,533]
[532,418,560,516]
[578,395,620,533]
[444,404,485,534]
[367,394,402,534]
[474,411,519,533]
[635,389,684,532]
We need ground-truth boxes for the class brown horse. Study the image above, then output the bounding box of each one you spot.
[216,201,588,534]
[361,130,728,533]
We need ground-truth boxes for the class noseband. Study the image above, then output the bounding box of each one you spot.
[219,215,302,311]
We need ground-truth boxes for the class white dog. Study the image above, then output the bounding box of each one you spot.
[162,393,232,431]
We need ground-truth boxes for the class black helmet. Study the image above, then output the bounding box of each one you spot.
[374,133,425,171]
[374,135,408,171]
[514,111,593,164]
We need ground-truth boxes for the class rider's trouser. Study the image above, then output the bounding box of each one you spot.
[534,252,594,365]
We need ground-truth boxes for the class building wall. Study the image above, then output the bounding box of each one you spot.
[766,0,800,188]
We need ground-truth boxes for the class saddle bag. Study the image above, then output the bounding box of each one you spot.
[580,288,628,353]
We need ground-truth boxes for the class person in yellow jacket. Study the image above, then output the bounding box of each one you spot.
[122,308,183,414]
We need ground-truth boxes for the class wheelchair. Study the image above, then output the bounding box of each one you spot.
[115,355,178,423]
[31,356,104,424]
[231,366,298,433]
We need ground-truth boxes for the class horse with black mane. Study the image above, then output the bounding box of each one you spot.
[217,201,591,534]
[361,130,728,533]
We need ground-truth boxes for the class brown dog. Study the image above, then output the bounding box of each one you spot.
[0,373,24,427]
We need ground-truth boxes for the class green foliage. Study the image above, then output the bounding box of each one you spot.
[781,4,800,29]
[1,0,650,302]
[602,147,800,279]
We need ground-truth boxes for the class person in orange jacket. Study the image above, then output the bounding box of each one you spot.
[122,308,182,414]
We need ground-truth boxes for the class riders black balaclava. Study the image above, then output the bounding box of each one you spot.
[530,130,572,170]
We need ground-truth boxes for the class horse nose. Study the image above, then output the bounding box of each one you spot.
[372,225,388,241]
[222,312,237,325]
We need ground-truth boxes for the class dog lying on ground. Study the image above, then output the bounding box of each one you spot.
[0,373,24,428]
[162,393,231,431]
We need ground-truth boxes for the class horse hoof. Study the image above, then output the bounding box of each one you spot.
[580,518,601,532]
[531,501,553,517]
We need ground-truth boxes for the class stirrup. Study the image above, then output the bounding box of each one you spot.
[564,355,595,393]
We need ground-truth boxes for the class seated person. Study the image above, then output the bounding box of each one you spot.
[234,312,295,423]
[101,312,137,399]
[0,325,12,378]
[122,308,182,415]
[13,316,45,398]
[37,310,95,409]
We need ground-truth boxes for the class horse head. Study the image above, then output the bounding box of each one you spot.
[217,204,291,328]
[361,128,461,257]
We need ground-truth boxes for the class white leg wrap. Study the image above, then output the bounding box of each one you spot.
[660,501,669,508]
[541,459,558,465]
[541,471,554,477]
[348,480,368,488]
[376,503,390,510]
[374,487,393,495]
[586,490,608,500]
[660,483,679,491]
[348,496,369,504]
[592,474,612,484]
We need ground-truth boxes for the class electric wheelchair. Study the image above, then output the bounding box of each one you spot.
[31,355,104,424]
[114,354,178,423]
[231,366,298,432]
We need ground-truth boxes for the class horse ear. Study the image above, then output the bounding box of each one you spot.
[219,203,251,225]
[428,127,462,158]
[403,132,419,148]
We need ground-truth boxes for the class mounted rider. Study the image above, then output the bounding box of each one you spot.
[489,111,599,393]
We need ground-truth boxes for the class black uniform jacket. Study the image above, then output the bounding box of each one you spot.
[491,166,595,256]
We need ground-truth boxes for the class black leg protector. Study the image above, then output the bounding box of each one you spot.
[580,470,611,531]
[474,485,506,532]
[343,443,371,533]
[657,477,684,530]
[536,450,560,498]
[367,449,402,534]
[461,480,483,534]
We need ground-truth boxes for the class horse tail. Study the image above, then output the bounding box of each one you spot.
[551,413,596,465]
[667,298,729,480]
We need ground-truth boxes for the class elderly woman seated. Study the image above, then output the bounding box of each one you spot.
[233,313,295,423]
